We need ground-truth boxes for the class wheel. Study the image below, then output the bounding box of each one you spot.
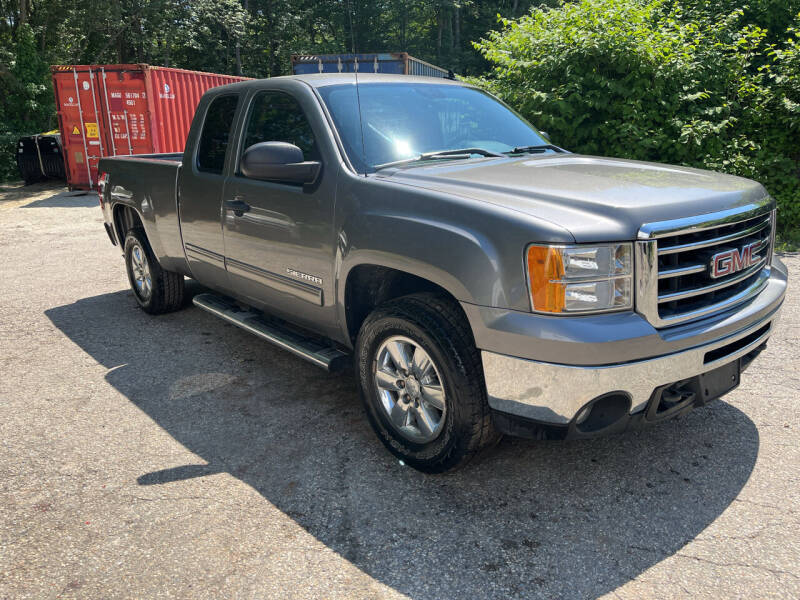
[356,293,500,473]
[123,228,185,314]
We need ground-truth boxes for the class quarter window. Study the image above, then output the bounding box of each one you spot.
[197,95,239,174]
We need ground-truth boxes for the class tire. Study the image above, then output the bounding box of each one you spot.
[356,293,500,473]
[123,228,185,314]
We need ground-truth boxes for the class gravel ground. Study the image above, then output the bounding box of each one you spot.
[1,182,798,600]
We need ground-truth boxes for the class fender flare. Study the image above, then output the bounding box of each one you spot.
[335,211,510,339]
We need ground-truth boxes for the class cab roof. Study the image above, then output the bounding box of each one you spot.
[229,73,466,89]
[293,73,462,87]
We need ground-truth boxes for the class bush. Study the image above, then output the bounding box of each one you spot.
[471,0,800,234]
[1,24,55,182]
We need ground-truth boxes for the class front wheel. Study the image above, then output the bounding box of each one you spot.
[123,228,185,314]
[356,293,500,473]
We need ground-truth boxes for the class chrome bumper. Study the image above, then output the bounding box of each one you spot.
[482,268,786,425]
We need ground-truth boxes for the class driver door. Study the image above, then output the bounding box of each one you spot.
[221,89,335,332]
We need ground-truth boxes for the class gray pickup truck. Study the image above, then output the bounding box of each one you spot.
[98,74,787,472]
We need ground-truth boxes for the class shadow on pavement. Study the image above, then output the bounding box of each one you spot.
[23,190,96,208]
[46,288,759,599]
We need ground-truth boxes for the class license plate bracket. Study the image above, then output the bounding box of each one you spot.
[698,359,741,403]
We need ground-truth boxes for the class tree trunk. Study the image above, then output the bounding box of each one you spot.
[40,19,48,52]
[448,6,454,49]
[436,9,443,60]
[346,0,356,53]
[402,1,407,48]
[270,40,280,76]
[454,4,460,49]
[352,0,359,53]
[18,0,29,27]
[235,0,248,76]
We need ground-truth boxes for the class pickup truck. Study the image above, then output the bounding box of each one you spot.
[98,74,787,473]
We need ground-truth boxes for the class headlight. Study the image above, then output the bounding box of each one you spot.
[526,243,633,313]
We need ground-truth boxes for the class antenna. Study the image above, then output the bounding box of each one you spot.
[353,55,368,176]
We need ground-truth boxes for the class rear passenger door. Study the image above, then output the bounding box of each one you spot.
[221,87,337,333]
[178,93,240,288]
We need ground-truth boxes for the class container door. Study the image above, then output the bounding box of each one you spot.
[96,68,154,159]
[52,68,108,189]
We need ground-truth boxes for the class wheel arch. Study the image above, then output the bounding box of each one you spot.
[112,203,144,246]
[334,207,514,345]
[341,263,472,345]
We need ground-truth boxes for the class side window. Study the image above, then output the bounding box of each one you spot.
[197,95,239,174]
[240,91,319,171]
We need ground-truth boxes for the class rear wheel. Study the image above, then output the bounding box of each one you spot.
[123,228,184,314]
[356,293,500,473]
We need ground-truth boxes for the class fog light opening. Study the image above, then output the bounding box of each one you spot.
[574,404,592,425]
[573,392,631,434]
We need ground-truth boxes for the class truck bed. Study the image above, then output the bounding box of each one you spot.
[98,153,185,272]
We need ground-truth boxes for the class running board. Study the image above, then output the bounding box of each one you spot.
[192,293,351,372]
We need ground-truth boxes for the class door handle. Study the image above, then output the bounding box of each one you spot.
[225,198,250,216]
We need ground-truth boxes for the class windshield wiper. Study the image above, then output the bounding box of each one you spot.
[506,144,567,154]
[374,147,505,170]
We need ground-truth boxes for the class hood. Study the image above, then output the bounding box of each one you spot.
[377,154,769,242]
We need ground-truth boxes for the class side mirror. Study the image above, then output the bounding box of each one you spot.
[240,142,321,185]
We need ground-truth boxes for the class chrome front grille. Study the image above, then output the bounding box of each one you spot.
[636,201,775,328]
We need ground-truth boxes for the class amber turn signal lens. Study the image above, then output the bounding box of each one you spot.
[527,245,566,313]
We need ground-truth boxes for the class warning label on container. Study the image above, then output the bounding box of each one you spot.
[71,126,80,136]
[85,123,98,138]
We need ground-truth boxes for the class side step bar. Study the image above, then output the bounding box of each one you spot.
[192,293,351,372]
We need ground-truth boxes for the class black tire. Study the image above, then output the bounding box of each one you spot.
[356,293,500,473]
[123,228,185,314]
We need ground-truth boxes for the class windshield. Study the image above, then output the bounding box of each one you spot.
[317,83,548,173]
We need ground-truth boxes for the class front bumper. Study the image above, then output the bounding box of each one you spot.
[478,257,787,434]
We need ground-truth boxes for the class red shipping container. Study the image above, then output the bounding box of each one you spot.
[51,64,249,190]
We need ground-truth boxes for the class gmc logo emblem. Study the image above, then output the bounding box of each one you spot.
[710,242,761,278]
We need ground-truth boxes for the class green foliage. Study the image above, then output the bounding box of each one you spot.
[0,23,55,181]
[471,0,800,233]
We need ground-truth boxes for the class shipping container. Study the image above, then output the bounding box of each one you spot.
[51,64,249,190]
[16,131,65,184]
[291,53,452,79]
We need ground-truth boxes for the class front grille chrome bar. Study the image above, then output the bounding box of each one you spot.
[657,215,771,255]
[657,257,767,303]
[658,263,706,279]
[638,199,773,239]
[635,199,776,328]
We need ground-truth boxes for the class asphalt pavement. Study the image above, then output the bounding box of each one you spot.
[1,182,798,599]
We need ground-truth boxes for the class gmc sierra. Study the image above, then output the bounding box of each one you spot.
[98,74,787,472]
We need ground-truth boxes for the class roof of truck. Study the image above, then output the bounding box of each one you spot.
[295,73,462,87]
[223,73,465,89]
